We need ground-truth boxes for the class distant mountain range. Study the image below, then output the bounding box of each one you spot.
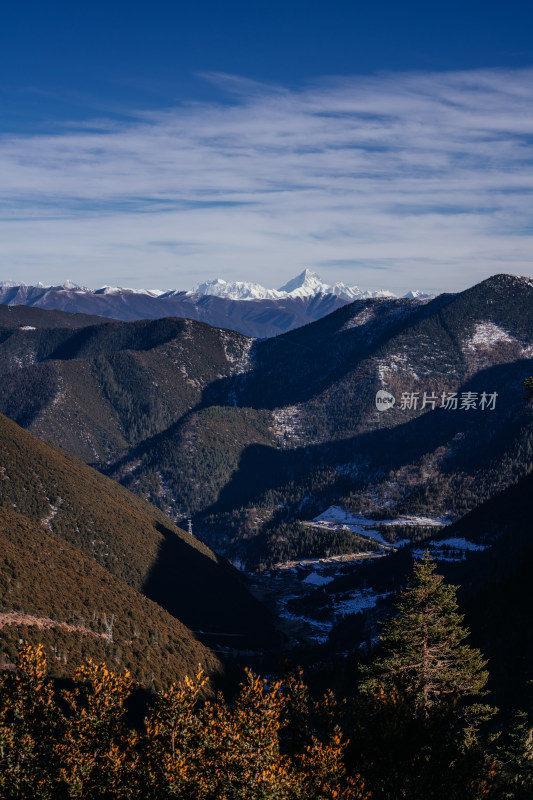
[0,270,432,337]
[1,273,531,571]
[190,268,424,301]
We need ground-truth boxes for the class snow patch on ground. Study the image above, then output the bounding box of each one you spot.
[431,537,487,551]
[314,506,450,528]
[302,572,335,586]
[337,590,390,616]
[463,321,533,361]
[19,325,37,331]
[272,405,303,443]
[341,307,375,330]
[181,318,193,341]
[312,506,448,547]
[219,330,254,374]
[375,353,410,384]
[49,374,66,409]
[466,322,515,348]
[41,498,63,530]
[413,537,488,562]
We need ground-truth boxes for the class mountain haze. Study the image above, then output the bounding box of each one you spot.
[0,270,429,337]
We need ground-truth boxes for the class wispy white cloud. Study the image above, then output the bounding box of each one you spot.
[1,67,532,292]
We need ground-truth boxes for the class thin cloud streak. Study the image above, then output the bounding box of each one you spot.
[1,68,532,291]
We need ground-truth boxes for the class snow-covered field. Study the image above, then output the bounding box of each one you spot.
[302,571,336,586]
[413,537,488,562]
[314,506,450,527]
[311,506,449,547]
[431,537,487,551]
[336,589,390,616]
[463,321,533,357]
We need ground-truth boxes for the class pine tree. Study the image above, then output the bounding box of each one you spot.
[360,552,490,718]
[353,554,497,800]
[525,376,533,401]
[494,710,533,799]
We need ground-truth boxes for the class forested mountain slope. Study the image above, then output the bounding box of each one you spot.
[109,274,533,564]
[312,467,533,709]
[0,506,220,687]
[1,274,532,568]
[0,313,255,463]
[0,414,274,651]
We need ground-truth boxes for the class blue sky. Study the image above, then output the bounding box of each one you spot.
[1,0,533,293]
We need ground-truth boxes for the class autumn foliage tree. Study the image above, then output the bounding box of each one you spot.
[141,667,368,799]
[0,643,59,800]
[0,644,368,799]
[56,661,138,799]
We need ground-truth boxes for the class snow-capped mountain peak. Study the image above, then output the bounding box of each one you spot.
[192,277,283,301]
[0,271,431,305]
[94,285,164,297]
[190,269,405,302]
[403,289,433,299]
[278,269,328,297]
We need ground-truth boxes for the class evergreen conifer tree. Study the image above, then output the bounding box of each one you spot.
[360,552,489,717]
[495,710,533,799]
[353,554,497,799]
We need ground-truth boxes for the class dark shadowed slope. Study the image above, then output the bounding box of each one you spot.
[0,506,220,687]
[0,413,275,647]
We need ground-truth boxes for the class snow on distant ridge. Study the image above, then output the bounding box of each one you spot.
[0,270,432,302]
[94,285,164,297]
[404,289,433,299]
[190,269,420,302]
[278,270,331,297]
[191,277,283,300]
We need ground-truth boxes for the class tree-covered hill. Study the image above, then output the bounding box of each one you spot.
[0,304,107,330]
[0,413,275,650]
[0,274,532,567]
[106,274,533,565]
[0,506,220,687]
[0,314,253,463]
